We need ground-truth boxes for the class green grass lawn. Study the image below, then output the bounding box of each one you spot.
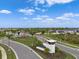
[0,44,16,59]
[12,36,42,47]
[0,50,1,59]
[11,36,75,59]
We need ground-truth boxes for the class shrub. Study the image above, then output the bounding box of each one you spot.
[44,48,50,53]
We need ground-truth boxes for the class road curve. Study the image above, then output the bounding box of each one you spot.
[0,46,7,59]
[0,39,41,59]
[36,35,79,59]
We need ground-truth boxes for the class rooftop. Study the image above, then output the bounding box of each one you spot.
[46,40,56,42]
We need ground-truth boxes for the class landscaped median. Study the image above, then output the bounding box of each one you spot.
[0,44,16,59]
[44,35,79,48]
[0,46,7,59]
[0,50,1,59]
[11,36,75,59]
[44,33,79,48]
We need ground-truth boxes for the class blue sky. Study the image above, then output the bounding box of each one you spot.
[0,0,79,28]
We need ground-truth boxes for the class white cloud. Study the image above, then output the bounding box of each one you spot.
[23,15,49,20]
[34,0,73,6]
[37,15,49,18]
[35,7,41,10]
[35,0,45,4]
[0,10,12,14]
[64,13,79,17]
[35,7,46,12]
[23,17,28,20]
[41,9,46,12]
[33,17,42,20]
[56,13,79,20]
[19,8,35,15]
[32,15,58,27]
[32,15,54,23]
[56,16,70,20]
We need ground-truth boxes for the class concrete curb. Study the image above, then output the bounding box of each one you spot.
[56,43,77,59]
[7,45,19,59]
[0,46,7,59]
[0,40,19,59]
[10,40,43,59]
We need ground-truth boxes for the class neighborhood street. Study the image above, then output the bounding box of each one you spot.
[0,39,41,59]
[36,35,79,59]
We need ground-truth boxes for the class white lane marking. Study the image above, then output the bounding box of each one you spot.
[0,46,7,59]
[10,40,43,59]
[0,40,19,59]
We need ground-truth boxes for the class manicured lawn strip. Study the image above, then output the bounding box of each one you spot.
[0,50,1,59]
[0,44,16,59]
[12,36,42,47]
[57,41,79,48]
[45,34,79,47]
[65,52,75,59]
[12,36,75,59]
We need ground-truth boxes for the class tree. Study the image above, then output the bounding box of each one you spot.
[0,32,6,37]
[30,32,35,36]
[41,31,45,34]
[6,34,13,39]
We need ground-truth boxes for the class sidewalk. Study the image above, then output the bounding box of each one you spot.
[0,46,7,59]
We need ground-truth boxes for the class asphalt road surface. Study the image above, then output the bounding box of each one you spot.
[36,35,79,59]
[0,39,41,59]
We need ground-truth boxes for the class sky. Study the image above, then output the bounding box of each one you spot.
[0,0,79,28]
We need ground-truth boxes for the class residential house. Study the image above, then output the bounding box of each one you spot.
[49,30,76,34]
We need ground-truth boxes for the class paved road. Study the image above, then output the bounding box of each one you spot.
[0,39,41,59]
[36,35,79,59]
